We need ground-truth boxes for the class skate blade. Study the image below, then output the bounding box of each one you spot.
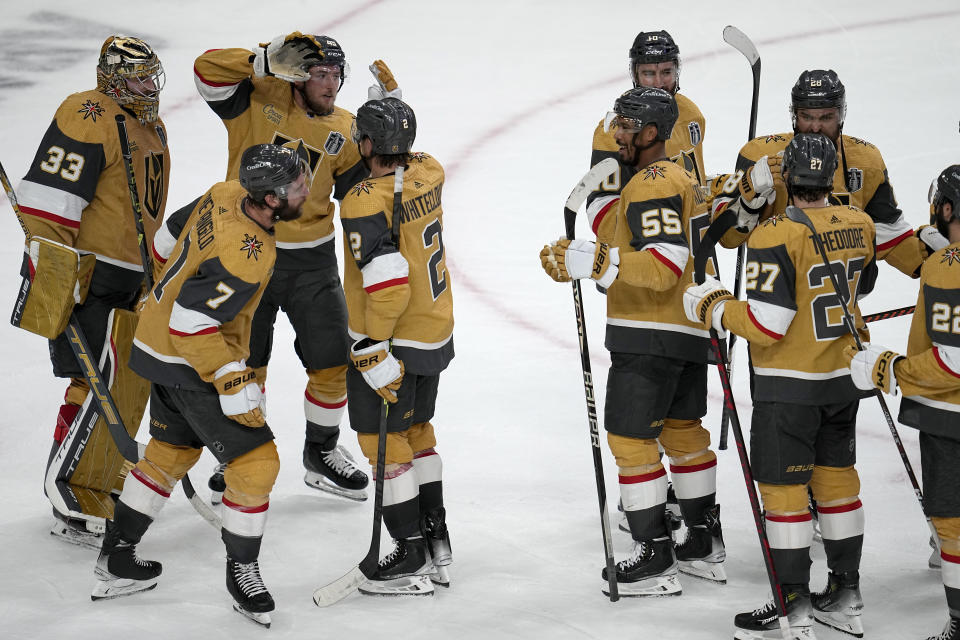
[431,565,451,588]
[814,610,863,637]
[51,523,102,550]
[303,474,368,502]
[233,603,272,628]
[734,625,816,640]
[603,572,682,598]
[678,559,727,584]
[91,578,158,600]
[358,574,435,597]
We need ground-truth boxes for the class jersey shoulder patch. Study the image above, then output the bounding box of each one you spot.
[740,133,791,162]
[341,178,390,220]
[54,90,122,145]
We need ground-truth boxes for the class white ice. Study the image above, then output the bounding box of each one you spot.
[1,1,959,638]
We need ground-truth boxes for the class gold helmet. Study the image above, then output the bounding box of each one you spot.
[96,35,164,124]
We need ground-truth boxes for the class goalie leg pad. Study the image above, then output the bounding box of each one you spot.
[223,441,280,508]
[12,237,95,339]
[358,430,414,466]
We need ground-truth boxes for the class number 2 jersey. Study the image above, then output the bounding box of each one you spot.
[339,152,454,375]
[192,48,366,271]
[720,205,879,405]
[18,89,169,292]
[895,243,960,437]
[130,181,276,391]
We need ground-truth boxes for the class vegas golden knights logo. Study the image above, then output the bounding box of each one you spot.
[143,153,165,220]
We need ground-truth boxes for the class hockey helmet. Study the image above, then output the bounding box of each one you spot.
[928,164,960,222]
[782,133,838,190]
[299,34,349,89]
[239,144,306,201]
[791,69,846,128]
[629,30,681,90]
[97,35,165,124]
[352,98,416,155]
[609,87,678,141]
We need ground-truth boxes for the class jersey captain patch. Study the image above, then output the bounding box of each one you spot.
[77,99,104,121]
[324,131,346,155]
[241,233,263,260]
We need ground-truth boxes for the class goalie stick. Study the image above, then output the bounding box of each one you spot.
[564,157,620,601]
[718,25,761,451]
[313,167,404,607]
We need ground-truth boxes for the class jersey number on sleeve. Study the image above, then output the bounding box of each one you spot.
[40,146,85,182]
[808,257,865,341]
[931,303,960,335]
[422,219,447,300]
[640,208,682,237]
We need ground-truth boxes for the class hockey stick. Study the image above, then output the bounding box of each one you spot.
[785,205,939,551]
[863,305,915,323]
[695,214,792,639]
[718,25,761,451]
[313,165,405,607]
[563,157,620,601]
[115,116,220,529]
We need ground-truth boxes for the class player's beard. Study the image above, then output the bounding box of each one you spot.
[295,84,335,116]
[272,200,303,222]
[936,210,953,238]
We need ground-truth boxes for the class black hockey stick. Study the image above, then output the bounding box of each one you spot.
[313,165,405,607]
[785,205,939,550]
[563,157,620,601]
[718,25,761,451]
[863,304,915,323]
[694,214,792,638]
[116,116,220,529]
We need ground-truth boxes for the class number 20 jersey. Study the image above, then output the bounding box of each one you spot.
[721,205,878,405]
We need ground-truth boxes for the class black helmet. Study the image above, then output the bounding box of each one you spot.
[629,30,680,90]
[239,143,305,201]
[791,69,846,128]
[929,164,960,212]
[296,34,348,89]
[352,98,416,155]
[782,133,838,190]
[612,87,678,141]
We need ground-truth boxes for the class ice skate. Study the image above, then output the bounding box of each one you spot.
[359,536,436,597]
[734,585,816,640]
[208,463,227,506]
[675,504,726,584]
[926,615,960,640]
[930,535,942,569]
[51,509,103,550]
[303,444,368,501]
[91,520,161,600]
[226,557,274,628]
[602,536,681,597]
[423,507,452,588]
[811,571,863,637]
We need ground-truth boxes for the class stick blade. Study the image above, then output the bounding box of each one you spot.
[722,25,759,65]
[565,157,619,213]
[313,565,366,607]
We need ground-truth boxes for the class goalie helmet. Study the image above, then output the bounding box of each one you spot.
[629,30,680,90]
[782,133,838,190]
[239,144,306,202]
[612,87,678,141]
[790,69,846,129]
[97,35,164,124]
[352,98,416,155]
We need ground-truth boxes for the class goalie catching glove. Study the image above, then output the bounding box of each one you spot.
[367,60,402,100]
[539,238,619,288]
[351,339,404,403]
[253,32,324,82]
[683,277,734,332]
[843,343,902,394]
[213,362,265,427]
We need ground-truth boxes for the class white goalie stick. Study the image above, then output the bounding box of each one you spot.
[563,157,621,601]
[718,25,760,451]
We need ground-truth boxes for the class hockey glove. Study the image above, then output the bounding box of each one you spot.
[540,238,619,288]
[683,278,733,332]
[213,362,266,427]
[367,60,402,100]
[351,339,404,403]
[740,155,778,207]
[843,343,902,394]
[253,32,323,82]
[917,225,950,260]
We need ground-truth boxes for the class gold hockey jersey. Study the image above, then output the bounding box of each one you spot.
[721,205,878,404]
[193,48,366,270]
[587,92,705,241]
[339,152,454,375]
[18,89,169,290]
[605,159,716,362]
[130,181,276,390]
[896,243,960,437]
[717,132,923,276]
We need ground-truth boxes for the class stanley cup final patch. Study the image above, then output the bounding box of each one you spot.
[846,168,863,192]
[687,121,702,146]
[324,132,346,156]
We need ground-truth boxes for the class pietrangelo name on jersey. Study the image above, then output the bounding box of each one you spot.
[398,182,443,225]
[810,227,866,255]
[195,193,216,250]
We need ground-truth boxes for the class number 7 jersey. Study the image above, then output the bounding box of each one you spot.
[339,152,454,375]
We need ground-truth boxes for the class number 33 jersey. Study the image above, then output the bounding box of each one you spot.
[339,152,454,376]
[721,205,878,405]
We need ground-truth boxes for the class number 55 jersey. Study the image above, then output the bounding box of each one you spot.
[720,205,878,404]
